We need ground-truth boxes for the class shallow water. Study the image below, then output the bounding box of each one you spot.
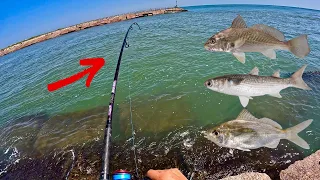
[0,4,320,179]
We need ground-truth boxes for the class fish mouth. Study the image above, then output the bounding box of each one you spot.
[204,45,213,51]
[204,45,218,52]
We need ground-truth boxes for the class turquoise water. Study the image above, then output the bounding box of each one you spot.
[0,4,320,179]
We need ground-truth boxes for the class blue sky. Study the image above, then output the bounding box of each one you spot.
[0,0,319,49]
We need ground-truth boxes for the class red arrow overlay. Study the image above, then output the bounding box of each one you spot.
[47,57,105,92]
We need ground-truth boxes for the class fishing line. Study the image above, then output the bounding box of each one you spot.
[127,52,140,178]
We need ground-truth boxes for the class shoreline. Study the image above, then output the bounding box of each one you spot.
[0,7,187,57]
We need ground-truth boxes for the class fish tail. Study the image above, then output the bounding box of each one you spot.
[285,119,313,149]
[287,35,310,58]
[291,65,312,90]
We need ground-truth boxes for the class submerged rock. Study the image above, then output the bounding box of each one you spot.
[221,172,271,180]
[280,150,320,180]
[119,94,196,136]
[34,106,107,154]
[0,113,48,156]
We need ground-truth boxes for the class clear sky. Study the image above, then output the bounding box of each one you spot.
[0,0,319,49]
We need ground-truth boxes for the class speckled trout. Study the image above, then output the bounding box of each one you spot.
[204,109,313,151]
[204,65,311,107]
[204,15,310,63]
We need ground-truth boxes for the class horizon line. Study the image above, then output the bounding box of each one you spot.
[182,4,320,12]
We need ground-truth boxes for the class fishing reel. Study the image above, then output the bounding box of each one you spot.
[111,170,151,180]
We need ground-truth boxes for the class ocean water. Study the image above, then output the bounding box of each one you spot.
[0,4,319,179]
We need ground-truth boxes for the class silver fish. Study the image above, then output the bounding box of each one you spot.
[204,109,313,151]
[204,15,310,63]
[204,65,311,107]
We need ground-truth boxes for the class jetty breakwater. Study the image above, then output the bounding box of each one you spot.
[0,7,187,57]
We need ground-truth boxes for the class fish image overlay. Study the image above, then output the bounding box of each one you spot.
[204,109,313,151]
[204,15,310,63]
[204,65,311,107]
[0,4,319,179]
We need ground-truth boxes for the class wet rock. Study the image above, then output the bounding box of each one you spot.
[280,150,320,180]
[1,141,103,180]
[221,172,271,180]
[1,149,74,180]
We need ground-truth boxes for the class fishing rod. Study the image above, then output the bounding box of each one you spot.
[101,22,141,180]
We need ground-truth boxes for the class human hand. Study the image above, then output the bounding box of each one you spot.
[146,168,187,180]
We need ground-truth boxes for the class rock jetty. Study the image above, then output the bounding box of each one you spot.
[280,150,320,180]
[0,7,187,57]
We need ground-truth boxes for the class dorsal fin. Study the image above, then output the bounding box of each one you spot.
[251,24,285,41]
[259,118,282,129]
[272,70,280,78]
[231,15,247,28]
[236,109,257,120]
[249,67,259,75]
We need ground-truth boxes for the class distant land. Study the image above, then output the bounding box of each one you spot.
[0,7,187,57]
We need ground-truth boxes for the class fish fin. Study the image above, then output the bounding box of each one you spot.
[272,70,280,78]
[291,65,312,90]
[264,139,280,148]
[269,92,282,98]
[234,39,246,48]
[237,109,257,120]
[285,119,313,149]
[251,24,285,41]
[259,118,282,129]
[233,52,246,63]
[236,147,251,151]
[287,35,310,58]
[249,67,259,75]
[261,49,276,59]
[231,15,247,28]
[238,96,250,107]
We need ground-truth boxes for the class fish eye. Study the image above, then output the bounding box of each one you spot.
[230,42,235,48]
[205,81,212,87]
[211,38,216,43]
[213,130,219,136]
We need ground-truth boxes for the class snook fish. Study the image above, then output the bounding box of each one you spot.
[204,65,311,107]
[204,109,313,151]
[204,15,310,63]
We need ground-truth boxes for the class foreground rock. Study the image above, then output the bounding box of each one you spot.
[280,150,320,180]
[221,172,271,180]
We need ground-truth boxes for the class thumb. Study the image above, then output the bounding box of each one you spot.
[146,169,163,180]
